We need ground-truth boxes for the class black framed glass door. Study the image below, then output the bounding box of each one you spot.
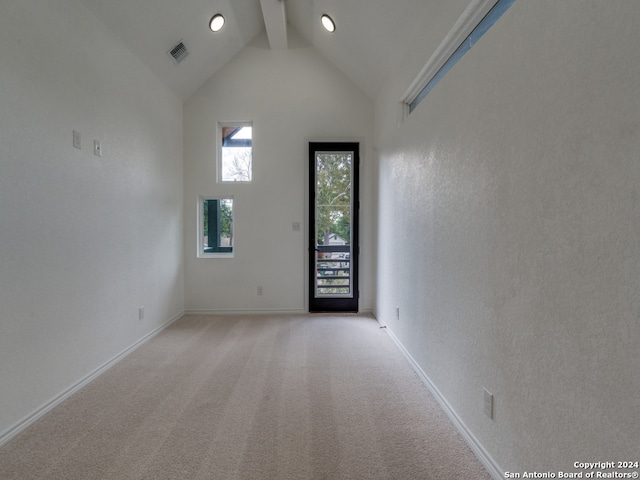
[308,142,359,312]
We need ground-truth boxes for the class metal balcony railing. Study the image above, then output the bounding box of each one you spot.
[315,245,351,295]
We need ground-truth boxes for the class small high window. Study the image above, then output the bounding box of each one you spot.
[198,196,234,257]
[218,122,252,182]
[402,0,515,115]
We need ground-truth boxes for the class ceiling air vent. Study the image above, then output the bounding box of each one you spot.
[168,41,189,64]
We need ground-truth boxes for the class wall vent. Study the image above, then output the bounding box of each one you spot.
[168,41,189,64]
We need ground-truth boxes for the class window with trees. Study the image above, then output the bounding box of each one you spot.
[218,122,252,182]
[315,153,352,248]
[198,196,233,257]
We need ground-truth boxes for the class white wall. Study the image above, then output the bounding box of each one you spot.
[184,29,375,313]
[0,0,184,440]
[375,0,640,474]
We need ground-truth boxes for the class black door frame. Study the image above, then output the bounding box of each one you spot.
[308,142,359,313]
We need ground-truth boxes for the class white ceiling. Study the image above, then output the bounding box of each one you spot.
[79,0,462,100]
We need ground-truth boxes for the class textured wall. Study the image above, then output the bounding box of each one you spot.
[0,0,184,438]
[375,0,640,473]
[184,29,375,313]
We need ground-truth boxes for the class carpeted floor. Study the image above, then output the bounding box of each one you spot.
[0,314,491,479]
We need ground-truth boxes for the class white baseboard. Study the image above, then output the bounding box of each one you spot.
[0,310,184,448]
[185,308,375,317]
[379,320,504,480]
[184,308,308,316]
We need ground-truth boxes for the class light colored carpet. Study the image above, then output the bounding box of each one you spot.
[0,314,490,479]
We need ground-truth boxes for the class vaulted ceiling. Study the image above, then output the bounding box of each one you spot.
[79,0,463,101]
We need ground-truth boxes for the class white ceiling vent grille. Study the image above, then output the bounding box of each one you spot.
[168,41,189,64]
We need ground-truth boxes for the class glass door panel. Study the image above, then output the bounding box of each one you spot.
[309,143,359,312]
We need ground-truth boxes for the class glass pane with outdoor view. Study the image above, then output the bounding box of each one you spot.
[202,198,233,254]
[315,152,352,297]
[221,125,252,182]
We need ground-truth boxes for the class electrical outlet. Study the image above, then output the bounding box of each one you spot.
[257,286,263,296]
[73,130,81,149]
[94,140,102,157]
[139,306,145,320]
[483,388,493,419]
[395,306,400,320]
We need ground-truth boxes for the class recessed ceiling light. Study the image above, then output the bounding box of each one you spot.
[321,14,336,33]
[209,14,225,32]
